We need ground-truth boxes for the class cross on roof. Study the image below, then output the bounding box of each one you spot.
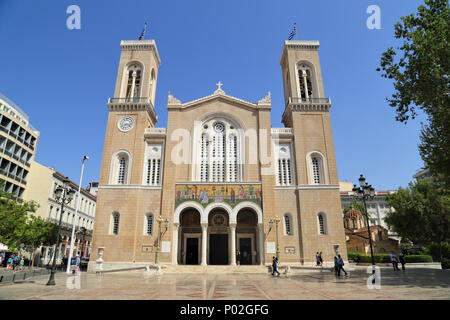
[216,81,223,90]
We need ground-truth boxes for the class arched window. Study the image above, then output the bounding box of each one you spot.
[276,144,294,186]
[297,65,313,99]
[126,64,142,99]
[150,69,156,101]
[195,117,242,182]
[110,150,131,185]
[307,151,327,185]
[111,212,120,235]
[318,213,327,235]
[312,157,321,184]
[284,214,293,235]
[145,144,162,186]
[144,213,154,235]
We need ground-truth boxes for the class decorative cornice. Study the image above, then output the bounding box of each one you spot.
[107,100,158,125]
[98,185,163,190]
[167,92,181,105]
[280,40,320,65]
[175,181,262,185]
[297,185,340,190]
[120,40,161,66]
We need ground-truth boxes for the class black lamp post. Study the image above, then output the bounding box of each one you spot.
[47,178,75,286]
[352,174,376,277]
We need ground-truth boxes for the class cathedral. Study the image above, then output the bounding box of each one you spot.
[88,37,348,271]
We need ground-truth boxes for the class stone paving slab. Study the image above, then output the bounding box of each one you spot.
[0,268,448,300]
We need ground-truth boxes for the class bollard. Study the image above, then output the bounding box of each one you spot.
[12,274,15,282]
[0,275,3,282]
[23,273,26,280]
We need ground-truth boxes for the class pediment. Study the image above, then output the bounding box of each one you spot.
[167,88,271,111]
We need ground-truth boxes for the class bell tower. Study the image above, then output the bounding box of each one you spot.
[279,40,347,263]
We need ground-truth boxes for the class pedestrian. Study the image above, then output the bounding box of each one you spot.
[399,252,406,271]
[0,254,3,267]
[390,252,399,271]
[315,252,320,266]
[12,254,18,271]
[333,256,339,276]
[7,256,12,270]
[271,256,280,276]
[319,251,323,266]
[236,250,241,266]
[74,254,80,276]
[19,257,24,271]
[337,254,348,276]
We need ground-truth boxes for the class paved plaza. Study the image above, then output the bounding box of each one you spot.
[0,267,449,300]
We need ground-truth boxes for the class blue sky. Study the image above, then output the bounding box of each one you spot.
[0,0,427,191]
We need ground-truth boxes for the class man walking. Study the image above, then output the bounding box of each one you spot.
[319,252,323,266]
[12,254,18,271]
[337,254,347,276]
[390,252,399,271]
[271,256,280,276]
[399,252,406,271]
[315,252,320,266]
[334,256,339,276]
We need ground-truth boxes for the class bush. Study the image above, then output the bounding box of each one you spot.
[347,252,360,263]
[404,255,433,263]
[441,258,450,269]
[358,254,391,263]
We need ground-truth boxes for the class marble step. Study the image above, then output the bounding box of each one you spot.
[164,265,268,274]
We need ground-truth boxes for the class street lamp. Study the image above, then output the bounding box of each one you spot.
[352,174,376,280]
[155,216,169,265]
[66,155,89,274]
[47,178,75,286]
[269,216,281,261]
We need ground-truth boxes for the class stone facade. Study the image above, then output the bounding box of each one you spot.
[89,39,348,271]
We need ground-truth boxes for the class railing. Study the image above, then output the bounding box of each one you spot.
[145,127,166,134]
[288,97,331,105]
[0,146,31,167]
[108,97,152,104]
[0,125,35,151]
[271,128,293,135]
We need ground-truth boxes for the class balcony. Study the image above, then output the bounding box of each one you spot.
[288,97,331,105]
[271,128,293,135]
[285,97,332,114]
[107,97,157,123]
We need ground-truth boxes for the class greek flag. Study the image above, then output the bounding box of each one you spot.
[138,22,147,40]
[288,23,296,40]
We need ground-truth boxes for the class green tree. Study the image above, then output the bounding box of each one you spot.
[377,0,450,186]
[23,215,59,266]
[0,181,38,253]
[385,179,450,266]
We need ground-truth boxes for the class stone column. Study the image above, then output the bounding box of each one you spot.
[172,223,179,265]
[230,223,236,266]
[201,223,208,266]
[258,224,265,265]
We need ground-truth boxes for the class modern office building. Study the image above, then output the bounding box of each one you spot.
[0,93,39,198]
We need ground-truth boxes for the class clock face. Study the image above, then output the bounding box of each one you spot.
[118,116,134,132]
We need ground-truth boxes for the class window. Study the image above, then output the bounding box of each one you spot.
[145,144,162,186]
[126,64,142,99]
[297,64,314,99]
[111,150,131,185]
[284,214,292,235]
[318,213,327,235]
[112,212,120,235]
[312,157,321,184]
[307,152,327,185]
[196,118,241,182]
[144,213,154,235]
[276,144,294,186]
[118,157,127,184]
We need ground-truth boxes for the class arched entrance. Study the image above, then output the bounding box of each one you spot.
[179,208,201,265]
[236,208,258,265]
[208,209,229,265]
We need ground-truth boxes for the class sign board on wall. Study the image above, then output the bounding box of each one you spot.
[266,242,275,254]
[161,241,171,253]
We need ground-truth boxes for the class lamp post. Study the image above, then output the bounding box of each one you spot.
[47,178,75,286]
[269,216,281,261]
[352,174,376,279]
[155,216,169,265]
[66,156,89,274]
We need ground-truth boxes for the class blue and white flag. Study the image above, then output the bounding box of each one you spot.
[288,23,296,40]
